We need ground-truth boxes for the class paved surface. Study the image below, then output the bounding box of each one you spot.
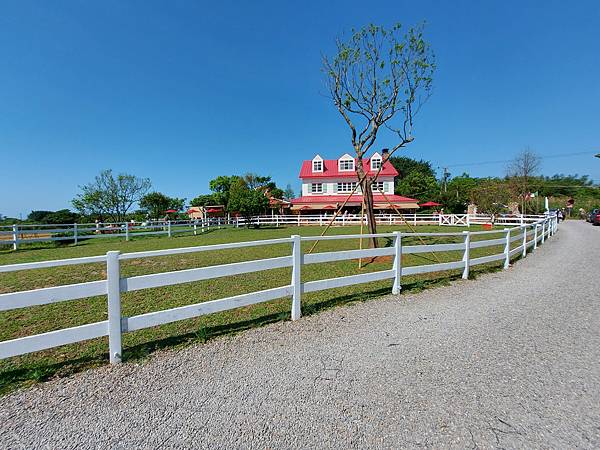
[1,221,599,449]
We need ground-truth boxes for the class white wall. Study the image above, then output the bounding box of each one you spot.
[301,177,395,196]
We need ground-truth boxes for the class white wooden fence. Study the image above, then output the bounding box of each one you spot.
[0,216,558,364]
[0,213,550,249]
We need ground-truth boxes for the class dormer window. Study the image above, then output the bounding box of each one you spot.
[312,155,323,172]
[370,152,382,170]
[338,154,355,171]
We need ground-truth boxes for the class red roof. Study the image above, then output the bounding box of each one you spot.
[291,194,418,205]
[299,157,398,179]
[419,201,442,207]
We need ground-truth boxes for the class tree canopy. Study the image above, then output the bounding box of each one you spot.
[72,169,151,222]
[139,192,185,219]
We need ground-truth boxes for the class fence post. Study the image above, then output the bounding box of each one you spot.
[503,228,511,269]
[392,231,402,294]
[125,223,130,242]
[533,224,538,250]
[297,215,300,227]
[462,230,470,279]
[106,251,122,364]
[12,224,18,250]
[276,215,280,227]
[466,214,471,227]
[167,221,172,237]
[541,220,545,244]
[291,235,302,321]
[72,223,78,245]
[194,222,197,236]
[522,225,528,258]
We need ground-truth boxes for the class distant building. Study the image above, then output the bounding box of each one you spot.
[291,152,419,213]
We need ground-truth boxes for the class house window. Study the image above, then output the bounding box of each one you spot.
[312,160,323,172]
[337,182,357,193]
[311,183,323,193]
[372,181,385,192]
[371,158,382,170]
[339,158,354,171]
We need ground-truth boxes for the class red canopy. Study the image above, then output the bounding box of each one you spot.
[419,201,442,207]
[164,209,178,213]
[206,208,222,213]
[322,205,336,210]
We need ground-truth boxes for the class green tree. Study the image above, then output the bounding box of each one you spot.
[139,192,185,219]
[208,175,241,205]
[441,173,479,213]
[389,156,436,179]
[283,184,295,200]
[471,179,512,220]
[190,194,218,207]
[323,23,435,245]
[227,179,269,226]
[72,169,151,222]
[395,171,438,201]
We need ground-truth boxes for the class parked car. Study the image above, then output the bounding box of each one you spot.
[590,209,600,225]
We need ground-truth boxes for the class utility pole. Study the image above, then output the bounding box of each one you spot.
[442,167,450,193]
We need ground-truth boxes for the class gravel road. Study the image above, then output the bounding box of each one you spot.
[1,220,599,449]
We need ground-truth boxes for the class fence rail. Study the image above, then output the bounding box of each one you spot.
[0,215,558,362]
[1,213,551,249]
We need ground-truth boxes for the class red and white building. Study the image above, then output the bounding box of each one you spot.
[291,152,419,213]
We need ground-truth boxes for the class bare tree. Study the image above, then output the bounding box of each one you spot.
[323,23,435,246]
[506,148,541,214]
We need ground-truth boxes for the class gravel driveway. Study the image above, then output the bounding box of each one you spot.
[1,220,599,449]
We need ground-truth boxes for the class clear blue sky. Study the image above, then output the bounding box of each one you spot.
[1,0,599,218]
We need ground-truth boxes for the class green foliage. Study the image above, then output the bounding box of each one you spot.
[227,179,269,224]
[27,210,80,224]
[190,194,219,207]
[72,169,151,222]
[389,156,436,179]
[208,175,241,206]
[283,184,295,200]
[441,173,479,213]
[139,192,185,219]
[471,179,512,216]
[395,171,439,201]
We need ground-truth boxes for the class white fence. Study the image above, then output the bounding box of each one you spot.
[0,213,550,249]
[0,216,558,364]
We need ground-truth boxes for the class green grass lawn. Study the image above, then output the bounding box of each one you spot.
[0,224,523,394]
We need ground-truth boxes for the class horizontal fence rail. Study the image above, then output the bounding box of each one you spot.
[0,213,551,249]
[0,216,558,362]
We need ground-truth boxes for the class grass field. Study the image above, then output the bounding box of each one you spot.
[0,224,520,395]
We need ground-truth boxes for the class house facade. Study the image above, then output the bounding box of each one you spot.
[291,152,419,213]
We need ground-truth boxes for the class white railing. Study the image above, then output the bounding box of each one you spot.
[0,216,558,363]
[0,213,551,249]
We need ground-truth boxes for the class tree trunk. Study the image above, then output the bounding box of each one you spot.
[358,175,378,248]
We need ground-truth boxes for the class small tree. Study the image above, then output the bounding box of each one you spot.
[323,23,435,246]
[471,179,512,222]
[72,169,151,222]
[283,184,295,200]
[506,148,541,214]
[227,179,269,226]
[140,192,185,219]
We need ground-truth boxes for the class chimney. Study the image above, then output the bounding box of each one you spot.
[382,148,390,161]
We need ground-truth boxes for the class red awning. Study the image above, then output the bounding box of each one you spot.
[419,201,442,207]
[322,205,336,210]
[206,208,222,213]
[164,209,178,213]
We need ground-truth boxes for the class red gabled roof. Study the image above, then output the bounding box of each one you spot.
[299,157,398,179]
[291,194,418,204]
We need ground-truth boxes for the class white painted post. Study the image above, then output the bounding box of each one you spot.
[413,214,417,226]
[194,222,197,236]
[125,223,130,242]
[438,214,443,226]
[522,225,528,258]
[167,221,172,237]
[297,215,300,226]
[462,231,470,279]
[319,214,323,226]
[541,220,545,244]
[276,215,280,227]
[106,251,122,364]
[73,223,78,245]
[291,235,302,320]
[12,224,18,250]
[392,231,402,294]
[533,224,538,250]
[466,214,471,227]
[503,228,511,269]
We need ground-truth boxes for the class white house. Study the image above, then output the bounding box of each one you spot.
[291,152,419,213]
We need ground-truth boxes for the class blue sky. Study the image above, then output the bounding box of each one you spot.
[1,0,599,218]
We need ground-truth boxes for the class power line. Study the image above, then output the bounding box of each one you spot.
[441,151,597,169]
